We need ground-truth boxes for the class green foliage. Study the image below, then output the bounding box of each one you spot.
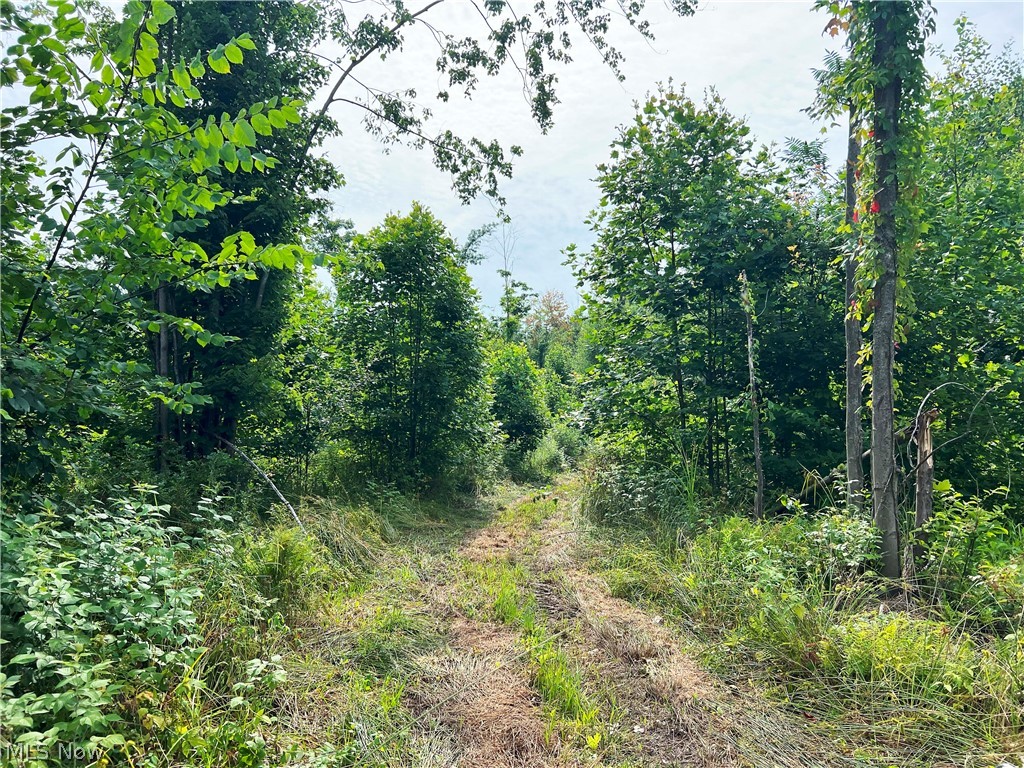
[578,448,711,539]
[920,484,1023,630]
[583,469,1024,763]
[490,342,549,454]
[571,85,843,498]
[160,0,342,458]
[1,0,307,488]
[899,22,1024,506]
[923,486,1014,584]
[828,612,983,703]
[237,526,340,624]
[0,482,409,767]
[0,489,201,760]
[334,204,493,492]
[243,272,349,498]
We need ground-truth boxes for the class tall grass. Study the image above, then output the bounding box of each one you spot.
[580,470,1024,766]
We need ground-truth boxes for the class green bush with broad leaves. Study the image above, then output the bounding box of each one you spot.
[918,483,1024,630]
[0,489,201,760]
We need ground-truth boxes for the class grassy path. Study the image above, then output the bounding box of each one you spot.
[276,481,851,766]
[399,481,849,767]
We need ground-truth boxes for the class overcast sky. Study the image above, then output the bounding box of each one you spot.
[315,0,1023,313]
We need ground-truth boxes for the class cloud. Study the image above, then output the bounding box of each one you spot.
[316,1,1023,308]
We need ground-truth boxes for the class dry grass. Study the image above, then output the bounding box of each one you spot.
[411,640,557,767]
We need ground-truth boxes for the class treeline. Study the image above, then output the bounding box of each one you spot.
[572,28,1024,528]
[2,0,1024,764]
[2,0,620,761]
[1,0,595,508]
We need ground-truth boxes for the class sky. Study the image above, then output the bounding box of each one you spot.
[315,0,1024,314]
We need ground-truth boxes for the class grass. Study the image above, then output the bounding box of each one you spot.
[579,494,1024,767]
[159,487,511,768]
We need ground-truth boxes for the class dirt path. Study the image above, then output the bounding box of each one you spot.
[400,484,849,768]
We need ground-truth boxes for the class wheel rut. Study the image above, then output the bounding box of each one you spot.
[404,485,848,767]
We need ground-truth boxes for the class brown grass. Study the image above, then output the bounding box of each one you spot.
[411,636,557,767]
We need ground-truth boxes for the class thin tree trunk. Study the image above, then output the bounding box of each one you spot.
[844,105,865,511]
[739,271,764,519]
[913,409,937,560]
[870,8,902,579]
[156,284,170,471]
[723,398,731,489]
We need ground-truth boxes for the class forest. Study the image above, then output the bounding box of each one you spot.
[1,0,1023,766]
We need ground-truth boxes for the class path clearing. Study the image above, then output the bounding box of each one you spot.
[398,483,850,768]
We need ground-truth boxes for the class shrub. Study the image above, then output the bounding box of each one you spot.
[922,486,1014,585]
[803,512,880,583]
[551,422,586,465]
[490,342,549,453]
[578,449,711,538]
[920,486,1023,629]
[0,489,202,761]
[237,525,341,624]
[827,612,987,704]
[526,429,565,479]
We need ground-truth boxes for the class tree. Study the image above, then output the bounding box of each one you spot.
[492,224,536,343]
[298,0,700,207]
[244,269,348,497]
[840,0,932,577]
[572,87,841,494]
[524,290,573,370]
[739,271,764,519]
[334,204,490,490]
[808,47,866,510]
[490,342,549,453]
[155,0,341,460]
[901,20,1024,513]
[1,0,306,490]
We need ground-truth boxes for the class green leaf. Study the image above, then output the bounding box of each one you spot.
[220,142,238,171]
[224,42,243,65]
[150,0,175,25]
[208,48,230,74]
[267,109,287,129]
[235,119,256,147]
[251,113,272,136]
[172,62,190,89]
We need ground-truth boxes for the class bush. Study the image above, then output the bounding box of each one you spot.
[922,486,1015,585]
[825,611,1009,709]
[578,448,711,539]
[490,342,549,453]
[237,526,341,624]
[920,486,1023,629]
[0,489,202,761]
[526,430,565,478]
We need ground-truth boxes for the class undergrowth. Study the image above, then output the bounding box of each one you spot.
[0,486,454,767]
[579,460,1024,767]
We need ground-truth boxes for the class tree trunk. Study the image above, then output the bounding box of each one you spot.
[844,106,865,511]
[870,8,903,579]
[913,409,937,560]
[739,271,764,519]
[156,284,170,471]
